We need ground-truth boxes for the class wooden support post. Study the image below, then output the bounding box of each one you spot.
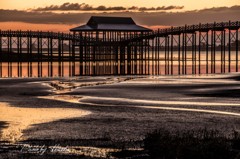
[157,37,160,75]
[211,30,213,74]
[8,31,12,78]
[192,33,195,74]
[72,32,76,76]
[198,32,201,74]
[194,32,197,74]
[17,35,20,77]
[134,45,137,75]
[140,39,143,75]
[29,32,33,77]
[127,45,131,75]
[213,30,216,74]
[182,33,185,75]
[80,44,83,76]
[223,30,226,73]
[37,35,41,77]
[178,34,181,75]
[228,24,231,72]
[221,30,224,73]
[120,45,125,75]
[144,39,147,75]
[50,37,53,77]
[165,36,167,75]
[19,32,22,77]
[114,46,118,75]
[236,29,239,72]
[58,36,62,77]
[206,31,209,74]
[185,34,187,75]
[147,38,150,75]
[153,37,156,75]
[0,30,2,77]
[27,35,30,77]
[84,33,87,75]
[167,36,170,75]
[67,38,71,77]
[93,44,96,76]
[170,34,173,75]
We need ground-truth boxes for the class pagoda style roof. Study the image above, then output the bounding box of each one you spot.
[70,16,152,32]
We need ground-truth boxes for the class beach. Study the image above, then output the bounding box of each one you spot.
[0,74,240,158]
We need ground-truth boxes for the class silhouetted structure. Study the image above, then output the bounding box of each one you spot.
[70,16,151,32]
[70,16,152,75]
[0,17,239,77]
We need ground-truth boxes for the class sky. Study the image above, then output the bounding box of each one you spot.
[1,0,239,11]
[0,0,239,32]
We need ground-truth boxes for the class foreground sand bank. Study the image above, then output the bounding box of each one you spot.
[0,102,90,142]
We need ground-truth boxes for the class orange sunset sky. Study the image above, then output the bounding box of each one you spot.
[0,0,239,32]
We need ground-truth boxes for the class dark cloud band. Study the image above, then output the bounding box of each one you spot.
[0,5,239,27]
[32,3,184,12]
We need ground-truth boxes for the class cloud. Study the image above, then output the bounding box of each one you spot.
[94,6,126,11]
[0,5,239,27]
[138,6,184,11]
[33,3,126,11]
[128,6,138,10]
[32,3,183,12]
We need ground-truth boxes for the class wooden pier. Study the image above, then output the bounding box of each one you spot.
[0,17,239,77]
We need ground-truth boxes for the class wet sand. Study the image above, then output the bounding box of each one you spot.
[0,78,91,143]
[0,102,90,142]
[24,75,240,140]
[0,74,240,157]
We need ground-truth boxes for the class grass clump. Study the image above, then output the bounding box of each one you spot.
[144,128,240,159]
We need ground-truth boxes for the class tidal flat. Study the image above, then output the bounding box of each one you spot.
[0,74,240,158]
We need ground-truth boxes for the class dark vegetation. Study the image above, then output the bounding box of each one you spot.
[144,128,240,159]
[0,121,8,141]
[0,122,7,132]
[2,129,237,159]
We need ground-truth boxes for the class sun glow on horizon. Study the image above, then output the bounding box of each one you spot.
[0,22,77,33]
[0,22,170,33]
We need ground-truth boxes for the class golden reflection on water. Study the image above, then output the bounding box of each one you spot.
[1,62,239,77]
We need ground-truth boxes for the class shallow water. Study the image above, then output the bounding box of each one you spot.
[0,51,239,77]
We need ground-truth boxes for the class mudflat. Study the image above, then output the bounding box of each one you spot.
[0,74,240,158]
